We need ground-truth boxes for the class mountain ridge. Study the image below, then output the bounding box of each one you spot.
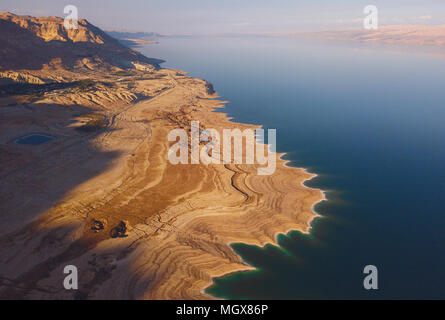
[0,12,163,77]
[289,25,445,47]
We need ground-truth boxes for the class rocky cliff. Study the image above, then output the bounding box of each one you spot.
[0,12,163,77]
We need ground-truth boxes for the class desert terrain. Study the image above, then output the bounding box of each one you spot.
[0,12,323,299]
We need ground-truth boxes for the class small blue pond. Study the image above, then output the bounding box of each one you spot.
[15,134,55,145]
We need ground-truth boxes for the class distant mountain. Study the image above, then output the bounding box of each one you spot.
[0,12,163,72]
[106,31,164,40]
[106,31,165,47]
[292,25,445,47]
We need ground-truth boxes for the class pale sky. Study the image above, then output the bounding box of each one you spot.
[1,0,444,34]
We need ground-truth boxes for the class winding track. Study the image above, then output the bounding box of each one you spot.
[0,69,324,299]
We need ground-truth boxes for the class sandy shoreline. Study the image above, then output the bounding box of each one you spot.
[0,55,325,299]
[202,150,326,298]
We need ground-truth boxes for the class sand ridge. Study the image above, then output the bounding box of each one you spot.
[0,66,324,299]
[0,12,324,299]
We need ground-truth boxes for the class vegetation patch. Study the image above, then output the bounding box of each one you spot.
[111,70,136,77]
[126,81,137,89]
[100,81,116,88]
[138,74,166,80]
[76,79,96,92]
[0,82,77,98]
[75,113,107,132]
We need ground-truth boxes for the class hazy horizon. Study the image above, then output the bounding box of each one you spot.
[1,0,444,35]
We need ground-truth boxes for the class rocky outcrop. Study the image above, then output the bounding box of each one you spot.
[110,220,133,238]
[0,71,47,84]
[91,219,107,232]
[0,12,163,73]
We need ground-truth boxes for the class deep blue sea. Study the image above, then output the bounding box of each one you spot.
[141,37,445,299]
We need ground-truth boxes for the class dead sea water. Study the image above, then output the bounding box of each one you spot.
[141,37,445,299]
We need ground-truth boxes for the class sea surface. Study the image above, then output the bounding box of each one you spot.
[140,37,445,299]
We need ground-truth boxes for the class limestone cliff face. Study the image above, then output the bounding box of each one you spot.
[0,12,108,43]
[0,12,163,74]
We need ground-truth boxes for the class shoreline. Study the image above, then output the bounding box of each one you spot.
[0,61,326,300]
[181,93,327,298]
[201,140,326,298]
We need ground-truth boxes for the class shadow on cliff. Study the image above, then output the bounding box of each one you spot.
[0,98,126,298]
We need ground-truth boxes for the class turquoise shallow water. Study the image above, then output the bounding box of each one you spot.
[141,37,445,299]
